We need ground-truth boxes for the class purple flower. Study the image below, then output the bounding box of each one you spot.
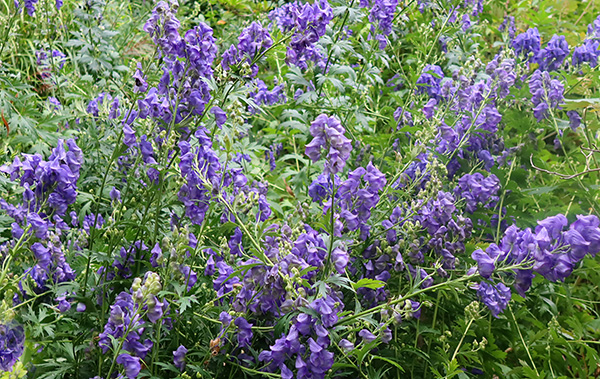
[235,317,253,348]
[331,246,349,274]
[572,39,600,68]
[116,353,141,379]
[269,0,333,70]
[360,0,399,49]
[48,97,61,110]
[416,64,445,99]
[210,106,227,128]
[358,329,377,343]
[454,172,500,213]
[185,23,218,75]
[423,98,437,119]
[144,2,185,57]
[123,125,136,147]
[529,70,564,121]
[499,15,515,39]
[110,187,121,202]
[0,323,25,371]
[24,0,38,16]
[305,114,352,175]
[472,249,495,278]
[339,338,354,352]
[476,281,511,317]
[221,21,271,76]
[512,27,541,60]
[537,35,569,72]
[173,345,187,371]
[249,79,286,113]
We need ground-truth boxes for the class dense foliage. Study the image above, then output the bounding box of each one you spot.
[1,0,600,378]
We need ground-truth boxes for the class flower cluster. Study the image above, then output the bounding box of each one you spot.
[573,16,600,68]
[249,79,287,113]
[269,0,333,70]
[416,64,445,99]
[359,0,399,49]
[512,27,541,61]
[99,273,164,377]
[536,35,569,72]
[140,2,217,125]
[454,172,500,213]
[222,22,273,76]
[472,214,600,316]
[529,69,564,121]
[336,162,387,239]
[305,114,352,175]
[0,322,25,371]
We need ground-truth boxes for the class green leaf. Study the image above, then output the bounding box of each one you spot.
[352,278,386,290]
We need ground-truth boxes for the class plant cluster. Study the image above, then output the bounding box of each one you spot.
[1,0,600,378]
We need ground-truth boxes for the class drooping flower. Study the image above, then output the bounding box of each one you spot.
[536,35,569,72]
[0,323,25,372]
[235,317,253,348]
[512,27,541,60]
[416,64,445,99]
[173,345,187,371]
[305,114,352,175]
[476,281,511,317]
[116,353,141,379]
[529,70,564,121]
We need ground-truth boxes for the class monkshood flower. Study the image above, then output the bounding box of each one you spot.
[248,79,286,114]
[588,15,600,38]
[499,15,515,39]
[416,64,445,99]
[572,39,600,68]
[488,57,516,98]
[143,1,184,57]
[339,339,354,352]
[173,345,187,371]
[567,110,581,131]
[269,0,333,70]
[529,69,564,121]
[48,96,61,111]
[140,4,217,124]
[464,0,483,16]
[475,281,511,317]
[87,93,111,117]
[0,322,25,371]
[210,106,227,128]
[512,27,541,60]
[305,114,352,175]
[536,35,569,72]
[394,107,414,128]
[133,63,148,93]
[24,0,39,15]
[116,353,141,379]
[184,23,218,75]
[35,49,66,82]
[99,276,164,363]
[234,317,253,348]
[0,139,83,219]
[258,304,338,378]
[472,214,600,304]
[221,22,272,76]
[23,237,76,294]
[336,162,387,239]
[359,0,399,49]
[454,172,500,213]
[177,129,222,225]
